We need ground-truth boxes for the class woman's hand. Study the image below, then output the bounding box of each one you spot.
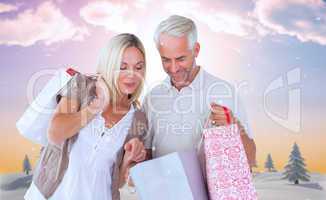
[123,138,146,186]
[123,138,147,165]
[86,76,110,114]
[119,138,146,187]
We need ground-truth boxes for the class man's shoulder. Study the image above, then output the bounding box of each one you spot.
[201,69,234,91]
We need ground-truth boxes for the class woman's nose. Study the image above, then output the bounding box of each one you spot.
[125,69,137,78]
[123,68,132,75]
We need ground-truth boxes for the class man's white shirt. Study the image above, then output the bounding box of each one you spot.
[142,67,252,158]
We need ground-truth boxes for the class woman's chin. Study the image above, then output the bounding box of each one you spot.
[121,90,136,97]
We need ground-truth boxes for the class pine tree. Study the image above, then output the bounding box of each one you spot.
[264,153,275,172]
[283,143,310,184]
[23,154,32,175]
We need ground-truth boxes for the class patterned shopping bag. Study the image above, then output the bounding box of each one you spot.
[203,124,258,200]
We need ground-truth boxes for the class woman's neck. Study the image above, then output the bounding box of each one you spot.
[103,94,132,115]
[118,94,132,108]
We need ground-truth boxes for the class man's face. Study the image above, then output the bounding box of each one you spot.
[158,33,200,89]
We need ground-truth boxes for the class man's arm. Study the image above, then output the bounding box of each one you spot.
[236,119,257,169]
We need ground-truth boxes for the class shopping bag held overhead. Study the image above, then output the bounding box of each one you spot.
[16,68,77,146]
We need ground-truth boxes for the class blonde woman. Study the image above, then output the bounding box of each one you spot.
[24,33,147,200]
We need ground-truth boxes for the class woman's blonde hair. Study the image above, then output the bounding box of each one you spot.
[96,33,146,106]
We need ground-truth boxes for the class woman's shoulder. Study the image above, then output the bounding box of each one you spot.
[58,73,97,106]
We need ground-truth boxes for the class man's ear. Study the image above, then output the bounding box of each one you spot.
[193,42,200,58]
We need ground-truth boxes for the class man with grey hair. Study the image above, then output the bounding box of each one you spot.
[142,15,256,167]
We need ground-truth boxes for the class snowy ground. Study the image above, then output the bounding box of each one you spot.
[254,172,326,200]
[0,173,32,200]
[1,172,325,200]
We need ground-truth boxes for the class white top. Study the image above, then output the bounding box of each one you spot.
[142,67,252,158]
[24,106,135,200]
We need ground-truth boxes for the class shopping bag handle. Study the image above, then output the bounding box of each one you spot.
[204,105,231,129]
[66,68,78,76]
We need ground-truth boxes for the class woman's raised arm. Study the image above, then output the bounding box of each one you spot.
[47,96,96,146]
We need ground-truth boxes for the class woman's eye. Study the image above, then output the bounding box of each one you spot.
[136,65,144,70]
[120,66,127,70]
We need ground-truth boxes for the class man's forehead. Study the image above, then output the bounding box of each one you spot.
[159,33,188,47]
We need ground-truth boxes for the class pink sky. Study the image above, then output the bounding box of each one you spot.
[0,0,325,173]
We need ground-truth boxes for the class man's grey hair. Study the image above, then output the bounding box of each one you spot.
[154,15,198,50]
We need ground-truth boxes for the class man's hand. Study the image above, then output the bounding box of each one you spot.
[209,103,235,126]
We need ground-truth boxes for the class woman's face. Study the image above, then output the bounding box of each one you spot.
[118,46,145,96]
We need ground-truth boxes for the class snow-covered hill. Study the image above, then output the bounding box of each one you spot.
[1,172,325,200]
[254,172,326,200]
[0,173,32,200]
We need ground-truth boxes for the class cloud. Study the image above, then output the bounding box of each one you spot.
[80,1,137,33]
[0,2,19,13]
[194,11,256,37]
[133,0,152,9]
[254,0,326,45]
[0,1,89,47]
[163,0,326,45]
[164,1,258,38]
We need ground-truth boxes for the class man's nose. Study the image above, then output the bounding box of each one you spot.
[169,60,179,73]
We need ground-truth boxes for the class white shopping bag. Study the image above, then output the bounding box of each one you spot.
[130,150,208,200]
[16,68,77,146]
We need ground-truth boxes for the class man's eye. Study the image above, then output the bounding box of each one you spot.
[120,66,127,70]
